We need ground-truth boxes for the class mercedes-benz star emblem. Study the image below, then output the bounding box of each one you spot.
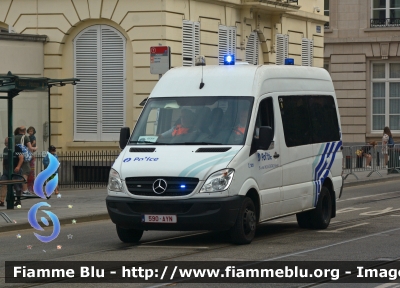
[152,179,168,194]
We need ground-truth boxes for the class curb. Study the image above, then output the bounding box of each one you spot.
[344,175,400,188]
[0,213,110,233]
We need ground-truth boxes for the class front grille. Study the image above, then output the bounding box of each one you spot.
[125,177,199,196]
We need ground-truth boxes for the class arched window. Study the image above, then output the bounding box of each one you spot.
[74,25,126,141]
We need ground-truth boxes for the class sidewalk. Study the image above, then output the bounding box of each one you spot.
[1,172,399,233]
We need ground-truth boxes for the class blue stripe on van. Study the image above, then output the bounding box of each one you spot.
[313,141,342,206]
[179,150,238,177]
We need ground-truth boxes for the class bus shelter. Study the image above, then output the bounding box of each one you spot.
[0,72,79,209]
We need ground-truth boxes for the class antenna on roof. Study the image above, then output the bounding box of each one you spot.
[195,55,206,89]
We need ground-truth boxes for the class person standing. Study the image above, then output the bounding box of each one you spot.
[27,126,37,192]
[382,126,393,168]
[0,137,24,206]
[15,126,36,195]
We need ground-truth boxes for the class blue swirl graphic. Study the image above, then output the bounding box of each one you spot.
[34,152,60,198]
[28,202,61,243]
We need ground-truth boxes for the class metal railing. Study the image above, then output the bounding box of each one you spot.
[0,150,120,189]
[343,144,400,180]
[370,18,400,27]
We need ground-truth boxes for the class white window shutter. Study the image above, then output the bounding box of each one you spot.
[74,26,100,141]
[74,25,126,141]
[219,25,236,65]
[100,26,126,141]
[276,34,288,65]
[302,38,313,66]
[245,31,259,65]
[182,20,200,66]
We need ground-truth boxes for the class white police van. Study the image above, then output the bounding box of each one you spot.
[106,58,343,244]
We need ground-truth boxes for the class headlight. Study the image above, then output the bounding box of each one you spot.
[200,169,234,193]
[108,168,123,192]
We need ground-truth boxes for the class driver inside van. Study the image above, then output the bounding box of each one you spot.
[233,108,249,136]
[160,108,196,138]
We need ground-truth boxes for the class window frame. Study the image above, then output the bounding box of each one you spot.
[371,61,400,133]
[324,0,330,29]
[371,0,400,27]
[73,24,126,142]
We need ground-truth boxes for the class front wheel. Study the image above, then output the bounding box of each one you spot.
[229,197,257,245]
[116,225,143,243]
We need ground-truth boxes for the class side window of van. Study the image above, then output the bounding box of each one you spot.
[279,96,340,147]
[251,97,274,154]
[308,96,340,143]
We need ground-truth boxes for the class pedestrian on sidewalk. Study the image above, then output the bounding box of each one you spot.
[43,145,59,195]
[27,126,37,193]
[0,137,24,207]
[15,126,36,196]
[382,126,393,168]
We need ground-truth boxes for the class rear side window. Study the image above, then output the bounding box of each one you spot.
[279,96,340,147]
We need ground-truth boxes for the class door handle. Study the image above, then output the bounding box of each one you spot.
[273,152,280,159]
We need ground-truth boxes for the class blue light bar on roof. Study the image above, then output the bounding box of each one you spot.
[285,58,294,65]
[223,54,235,65]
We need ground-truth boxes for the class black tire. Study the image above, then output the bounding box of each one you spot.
[229,197,257,245]
[116,225,143,243]
[310,186,332,229]
[296,210,312,229]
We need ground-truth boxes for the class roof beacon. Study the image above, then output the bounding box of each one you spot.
[224,54,235,65]
[285,58,294,65]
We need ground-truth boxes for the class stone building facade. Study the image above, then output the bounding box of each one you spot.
[0,0,327,151]
[325,0,400,143]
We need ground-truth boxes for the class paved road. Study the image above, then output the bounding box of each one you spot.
[2,180,400,287]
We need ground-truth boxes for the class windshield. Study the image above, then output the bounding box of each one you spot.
[130,96,254,145]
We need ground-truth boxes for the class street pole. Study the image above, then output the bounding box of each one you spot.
[6,92,14,209]
[48,85,51,148]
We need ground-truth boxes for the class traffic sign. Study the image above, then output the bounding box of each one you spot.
[150,46,171,75]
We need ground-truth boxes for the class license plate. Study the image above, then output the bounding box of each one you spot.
[142,215,177,223]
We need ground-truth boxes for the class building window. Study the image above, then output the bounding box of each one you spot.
[324,0,330,28]
[245,31,259,65]
[74,25,126,141]
[182,20,200,66]
[324,61,330,72]
[218,25,236,65]
[372,62,400,131]
[275,34,289,65]
[371,0,400,27]
[301,38,314,67]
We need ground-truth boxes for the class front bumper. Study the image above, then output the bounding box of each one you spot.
[106,196,244,231]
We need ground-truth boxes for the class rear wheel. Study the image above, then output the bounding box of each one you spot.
[116,225,143,243]
[296,187,332,229]
[310,187,332,229]
[229,197,257,244]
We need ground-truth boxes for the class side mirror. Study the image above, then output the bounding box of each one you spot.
[119,127,130,149]
[259,126,273,150]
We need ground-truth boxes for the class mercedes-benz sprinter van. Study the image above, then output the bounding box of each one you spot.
[106,64,343,244]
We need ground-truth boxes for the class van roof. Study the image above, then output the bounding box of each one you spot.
[150,65,334,98]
